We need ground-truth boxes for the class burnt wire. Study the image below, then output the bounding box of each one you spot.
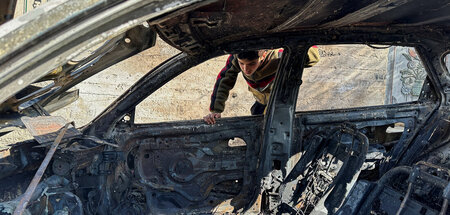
[395,183,413,215]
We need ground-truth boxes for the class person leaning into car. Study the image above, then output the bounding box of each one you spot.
[203,47,320,124]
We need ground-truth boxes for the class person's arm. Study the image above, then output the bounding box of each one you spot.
[276,46,319,67]
[204,54,240,124]
[209,54,240,113]
[305,46,320,67]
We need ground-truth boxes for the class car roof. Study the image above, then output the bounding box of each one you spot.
[155,0,449,54]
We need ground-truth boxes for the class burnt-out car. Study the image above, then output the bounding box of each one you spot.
[0,0,449,214]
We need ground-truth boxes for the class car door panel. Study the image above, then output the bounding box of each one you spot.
[110,116,263,213]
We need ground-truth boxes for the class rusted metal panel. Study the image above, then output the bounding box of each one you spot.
[21,116,80,144]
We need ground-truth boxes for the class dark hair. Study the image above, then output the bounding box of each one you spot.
[237,51,259,60]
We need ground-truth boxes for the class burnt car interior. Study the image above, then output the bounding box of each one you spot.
[0,0,449,214]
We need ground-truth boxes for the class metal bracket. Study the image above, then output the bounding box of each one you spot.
[444,87,450,106]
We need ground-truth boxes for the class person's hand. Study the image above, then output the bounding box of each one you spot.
[203,113,221,124]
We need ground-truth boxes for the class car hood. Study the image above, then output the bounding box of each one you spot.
[0,0,214,125]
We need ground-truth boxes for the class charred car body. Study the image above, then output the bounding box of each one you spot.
[0,0,449,214]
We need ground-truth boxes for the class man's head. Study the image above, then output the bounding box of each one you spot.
[237,50,267,75]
